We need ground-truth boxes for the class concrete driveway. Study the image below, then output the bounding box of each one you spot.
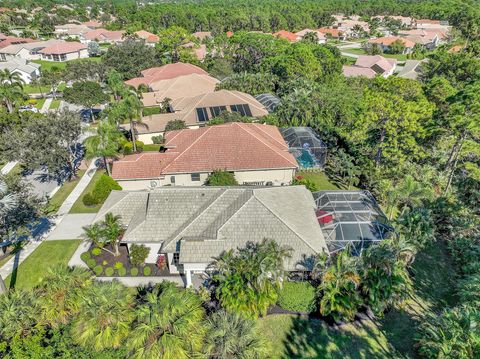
[47,213,97,240]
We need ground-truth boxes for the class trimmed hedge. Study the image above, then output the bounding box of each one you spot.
[143,266,151,276]
[105,267,114,276]
[118,267,127,276]
[143,106,162,116]
[130,267,139,276]
[93,265,103,276]
[80,252,90,262]
[277,281,317,313]
[86,258,97,269]
[92,247,102,256]
[82,174,122,206]
[123,141,144,155]
[114,261,123,270]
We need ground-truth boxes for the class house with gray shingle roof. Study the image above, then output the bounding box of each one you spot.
[94,186,328,286]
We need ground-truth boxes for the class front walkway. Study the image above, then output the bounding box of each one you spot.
[40,98,52,113]
[1,161,18,175]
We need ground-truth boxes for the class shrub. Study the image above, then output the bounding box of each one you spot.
[86,258,97,269]
[165,119,187,132]
[135,141,144,152]
[123,142,133,155]
[277,281,317,313]
[206,170,238,186]
[143,107,162,116]
[151,134,164,144]
[130,244,150,266]
[130,267,139,276]
[93,265,103,276]
[143,266,152,276]
[117,267,127,276]
[80,252,90,262]
[87,175,122,205]
[102,260,108,266]
[92,247,102,256]
[105,267,114,276]
[292,175,318,192]
[114,261,124,270]
[82,192,97,206]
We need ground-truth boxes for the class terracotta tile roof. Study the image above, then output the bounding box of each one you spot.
[83,29,125,41]
[295,29,326,40]
[82,20,103,28]
[135,30,159,43]
[318,27,344,38]
[342,65,377,78]
[38,42,87,55]
[125,62,209,88]
[192,31,212,41]
[273,30,299,42]
[448,45,464,53]
[112,123,297,180]
[226,31,234,37]
[369,36,416,48]
[0,36,35,49]
[355,55,396,73]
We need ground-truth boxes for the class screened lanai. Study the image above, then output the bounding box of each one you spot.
[255,93,281,113]
[280,127,327,169]
[313,190,394,255]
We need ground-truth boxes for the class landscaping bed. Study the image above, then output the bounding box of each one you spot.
[81,243,173,277]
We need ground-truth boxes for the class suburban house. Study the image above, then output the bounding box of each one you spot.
[81,20,103,29]
[38,42,88,61]
[135,30,159,45]
[295,29,327,43]
[368,36,416,54]
[397,59,426,80]
[112,122,297,189]
[141,73,220,108]
[0,34,35,49]
[0,39,64,61]
[334,19,370,37]
[318,27,346,41]
[94,186,328,286]
[415,19,450,30]
[0,58,40,83]
[54,23,91,38]
[398,29,443,49]
[181,42,208,61]
[125,62,208,89]
[135,89,269,143]
[82,29,125,44]
[273,30,299,42]
[374,15,414,27]
[343,55,397,78]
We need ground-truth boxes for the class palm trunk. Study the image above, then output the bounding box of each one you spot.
[104,156,111,176]
[114,242,120,257]
[445,139,464,194]
[130,121,137,152]
[445,134,462,171]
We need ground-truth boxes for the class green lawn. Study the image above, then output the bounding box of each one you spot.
[5,240,82,290]
[341,47,408,61]
[45,170,85,214]
[69,169,105,213]
[296,171,339,190]
[34,98,46,110]
[143,144,162,152]
[32,57,102,71]
[49,99,61,110]
[23,84,51,94]
[259,314,395,358]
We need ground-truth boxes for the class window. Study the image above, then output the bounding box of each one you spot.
[52,54,60,62]
[0,54,5,61]
[191,173,201,182]
[209,106,227,117]
[60,54,67,61]
[196,107,209,122]
[173,252,180,265]
[230,104,252,117]
[170,176,175,184]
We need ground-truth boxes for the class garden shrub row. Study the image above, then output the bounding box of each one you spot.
[80,252,154,277]
[123,141,144,155]
[277,281,317,313]
[82,174,122,206]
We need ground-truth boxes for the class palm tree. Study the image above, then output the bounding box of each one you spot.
[109,93,144,152]
[37,265,93,328]
[107,69,127,103]
[206,310,267,359]
[0,69,25,87]
[0,82,25,113]
[103,212,124,257]
[127,282,206,358]
[72,281,133,351]
[0,290,41,341]
[84,120,123,176]
[385,175,432,219]
[318,251,362,322]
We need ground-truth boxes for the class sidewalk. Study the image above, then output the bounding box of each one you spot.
[1,161,18,175]
[0,241,42,279]
[40,98,52,113]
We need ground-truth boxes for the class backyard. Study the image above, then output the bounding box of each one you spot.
[296,171,339,190]
[5,240,82,290]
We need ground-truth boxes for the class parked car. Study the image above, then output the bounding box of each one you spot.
[79,108,102,121]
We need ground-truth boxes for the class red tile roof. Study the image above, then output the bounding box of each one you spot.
[368,36,416,48]
[273,30,299,42]
[318,27,344,38]
[83,29,125,41]
[125,62,208,88]
[112,123,297,180]
[38,42,87,55]
[0,36,35,49]
[135,30,159,43]
[226,31,234,38]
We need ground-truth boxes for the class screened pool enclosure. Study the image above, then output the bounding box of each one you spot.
[313,190,394,255]
[280,127,327,169]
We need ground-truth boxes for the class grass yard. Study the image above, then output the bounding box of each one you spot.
[5,240,82,290]
[143,144,162,152]
[45,169,86,214]
[23,84,51,94]
[259,314,395,358]
[341,47,409,61]
[34,98,46,110]
[32,57,102,71]
[69,169,105,213]
[49,99,61,110]
[296,171,339,190]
